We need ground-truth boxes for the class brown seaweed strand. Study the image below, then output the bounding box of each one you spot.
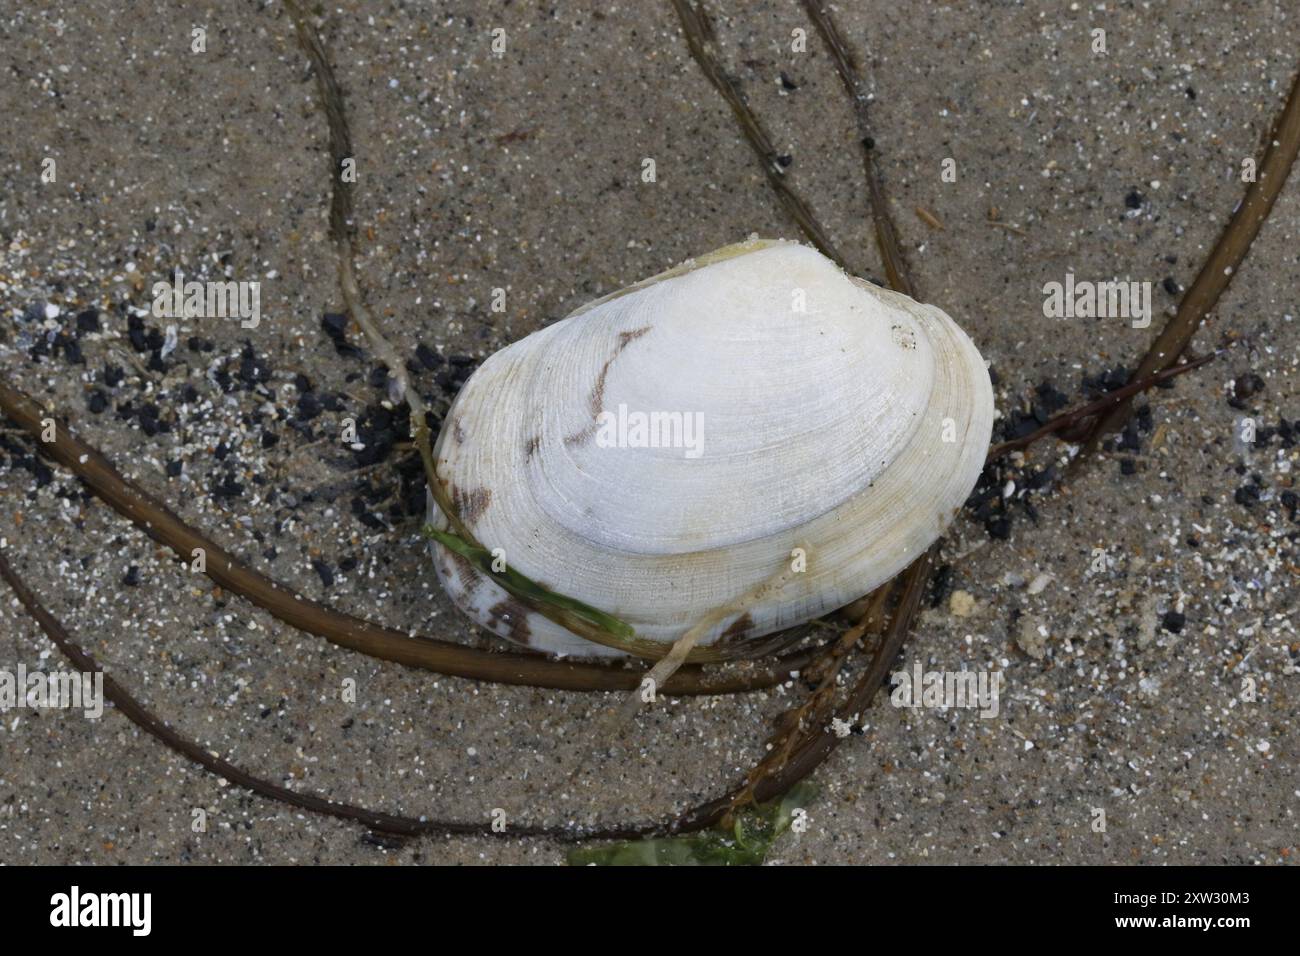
[0,547,842,843]
[1084,66,1300,450]
[987,352,1218,460]
[0,381,811,696]
[283,0,666,658]
[800,0,914,296]
[722,584,892,823]
[669,549,934,835]
[668,0,847,268]
[663,0,929,824]
[0,549,765,841]
[0,550,495,838]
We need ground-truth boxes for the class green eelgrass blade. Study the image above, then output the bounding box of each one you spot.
[422,525,635,640]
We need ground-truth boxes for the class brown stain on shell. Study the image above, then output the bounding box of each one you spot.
[487,598,533,645]
[719,611,755,644]
[564,325,652,446]
[439,547,478,588]
[448,484,492,526]
[433,547,530,647]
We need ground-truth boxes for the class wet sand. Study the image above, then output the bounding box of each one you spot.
[0,1,1296,864]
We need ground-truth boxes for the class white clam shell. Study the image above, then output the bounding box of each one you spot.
[429,239,994,658]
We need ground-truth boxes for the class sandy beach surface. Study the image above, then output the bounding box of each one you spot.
[0,1,1296,864]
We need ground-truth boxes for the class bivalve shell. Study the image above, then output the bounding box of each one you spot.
[429,239,993,657]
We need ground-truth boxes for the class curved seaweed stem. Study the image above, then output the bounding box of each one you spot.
[282,0,666,657]
[641,0,935,832]
[667,550,935,836]
[668,0,848,269]
[0,2,1290,851]
[0,379,814,696]
[722,583,892,823]
[0,548,763,841]
[987,352,1219,460]
[0,547,836,844]
[0,308,1239,843]
[0,543,914,844]
[0,549,510,839]
[1082,66,1300,451]
[800,0,914,296]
